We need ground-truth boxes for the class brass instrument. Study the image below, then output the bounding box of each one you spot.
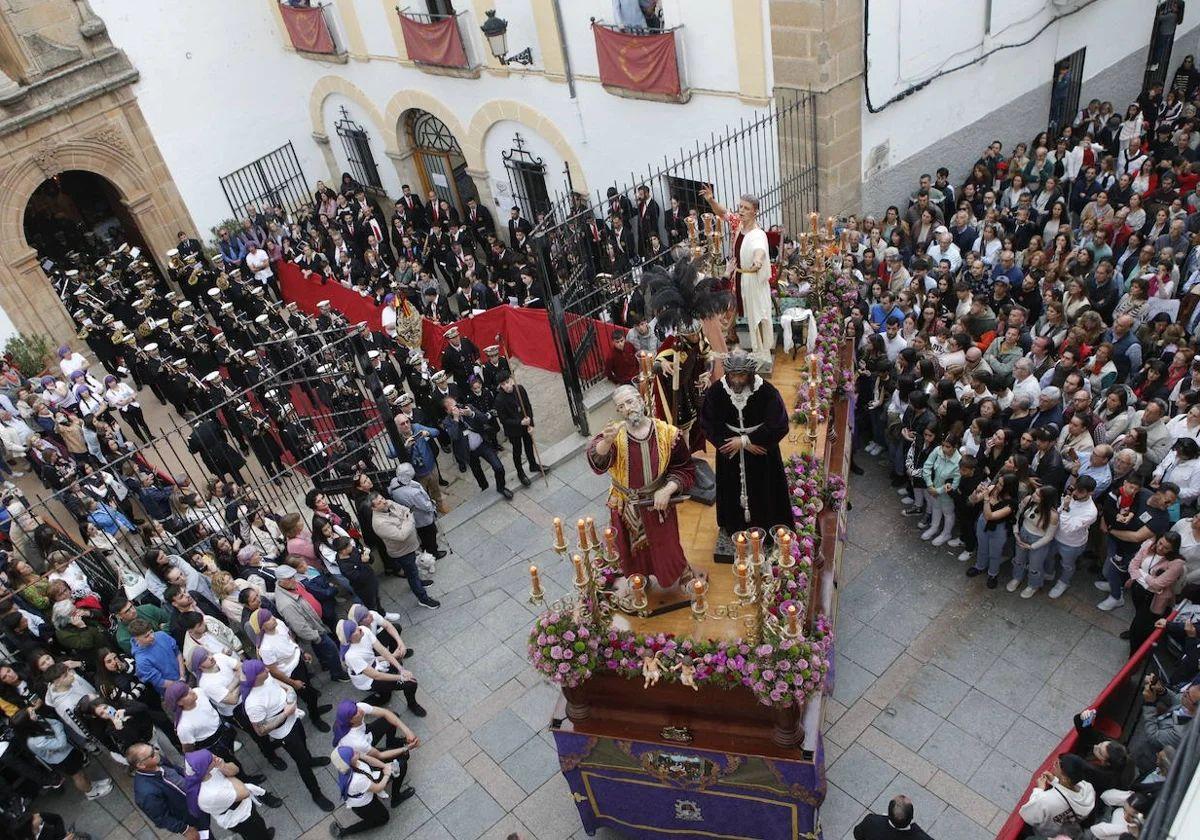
[187,264,203,285]
[136,321,153,338]
[77,324,91,340]
[171,309,185,324]
[216,272,230,291]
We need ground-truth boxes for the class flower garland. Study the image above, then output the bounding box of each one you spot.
[791,270,857,425]
[529,610,600,688]
[786,452,847,537]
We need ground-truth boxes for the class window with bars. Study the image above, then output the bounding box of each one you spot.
[665,175,710,215]
[335,107,383,190]
[503,133,551,220]
[219,142,309,218]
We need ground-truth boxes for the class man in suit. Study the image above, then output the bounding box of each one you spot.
[635,184,661,260]
[663,197,688,246]
[398,184,425,231]
[608,214,635,267]
[605,186,633,225]
[175,230,206,266]
[465,197,496,243]
[439,326,480,389]
[421,286,454,324]
[441,396,512,499]
[494,371,546,487]
[507,207,533,246]
[852,795,933,840]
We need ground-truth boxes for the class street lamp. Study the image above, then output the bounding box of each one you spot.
[480,9,533,66]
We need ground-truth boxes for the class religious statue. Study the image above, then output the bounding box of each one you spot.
[587,385,696,593]
[699,187,774,360]
[699,350,795,535]
[674,656,698,691]
[641,651,664,688]
[643,259,731,453]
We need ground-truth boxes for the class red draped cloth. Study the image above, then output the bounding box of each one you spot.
[280,5,336,54]
[593,24,682,97]
[586,421,695,587]
[399,14,468,68]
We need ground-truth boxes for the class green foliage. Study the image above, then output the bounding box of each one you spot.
[4,332,54,377]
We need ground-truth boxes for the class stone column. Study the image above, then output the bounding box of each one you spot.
[769,0,863,217]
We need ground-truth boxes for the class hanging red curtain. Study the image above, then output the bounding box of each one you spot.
[593,24,681,97]
[399,14,469,68]
[279,5,336,55]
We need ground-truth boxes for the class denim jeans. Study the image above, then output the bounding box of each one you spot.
[973,517,1008,576]
[392,550,430,601]
[1104,555,1131,599]
[1011,526,1054,588]
[1053,541,1087,586]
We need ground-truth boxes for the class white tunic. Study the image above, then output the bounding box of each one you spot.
[244,677,298,740]
[197,771,252,829]
[739,226,773,350]
[176,694,221,746]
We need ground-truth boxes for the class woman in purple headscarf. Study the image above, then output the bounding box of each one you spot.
[244,607,330,730]
[331,698,418,807]
[348,603,410,659]
[241,659,337,813]
[184,749,274,838]
[336,616,426,716]
[329,745,407,837]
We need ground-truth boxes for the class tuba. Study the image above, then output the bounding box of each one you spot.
[216,272,230,291]
[137,321,153,338]
[77,324,91,340]
[187,264,202,285]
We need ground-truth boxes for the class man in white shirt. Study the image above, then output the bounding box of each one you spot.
[1052,476,1099,599]
[245,244,276,298]
[925,230,962,274]
[1011,359,1043,406]
[881,316,907,362]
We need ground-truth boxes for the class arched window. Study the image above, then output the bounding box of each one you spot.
[404,109,477,211]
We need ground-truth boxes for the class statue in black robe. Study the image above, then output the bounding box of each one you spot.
[699,353,794,535]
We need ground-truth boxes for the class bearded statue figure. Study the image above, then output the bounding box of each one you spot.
[586,385,696,591]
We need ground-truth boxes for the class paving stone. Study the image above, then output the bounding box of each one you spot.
[466,644,530,690]
[831,653,876,705]
[435,783,504,840]
[868,606,932,645]
[967,750,1034,811]
[932,639,999,683]
[948,689,1020,747]
[996,717,1065,773]
[1072,624,1130,669]
[514,773,585,840]
[825,744,899,807]
[500,734,561,794]
[975,655,1040,713]
[857,726,937,786]
[1024,682,1087,733]
[870,696,943,752]
[818,783,867,840]
[839,625,905,676]
[414,753,475,815]
[1052,654,1121,705]
[925,770,1000,827]
[928,806,995,840]
[918,719,992,780]
[828,696,882,747]
[471,708,537,762]
[465,751,529,810]
[509,679,560,733]
[903,663,971,716]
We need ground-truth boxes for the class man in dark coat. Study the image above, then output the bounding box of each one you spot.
[187,417,246,482]
[494,371,545,487]
[698,350,793,535]
[129,742,215,840]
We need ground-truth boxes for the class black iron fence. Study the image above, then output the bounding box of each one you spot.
[530,88,819,434]
[219,142,311,220]
[0,328,408,638]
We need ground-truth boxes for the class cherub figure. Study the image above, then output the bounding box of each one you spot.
[641,651,663,688]
[673,655,698,691]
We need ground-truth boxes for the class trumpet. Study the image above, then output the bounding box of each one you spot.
[77,325,91,340]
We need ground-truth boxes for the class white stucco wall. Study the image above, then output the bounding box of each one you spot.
[862,0,1200,195]
[89,0,770,237]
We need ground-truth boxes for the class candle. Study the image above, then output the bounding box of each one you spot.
[735,561,749,588]
[808,353,817,379]
[605,526,618,555]
[749,530,762,562]
[826,216,834,237]
[630,574,646,607]
[571,554,587,585]
[809,211,818,235]
[577,518,588,548]
[553,517,565,547]
[780,531,792,559]
[691,578,707,612]
[808,379,817,408]
[735,533,747,562]
[703,213,714,236]
[530,565,543,598]
[585,517,599,549]
[786,603,799,636]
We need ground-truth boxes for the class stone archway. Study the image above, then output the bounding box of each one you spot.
[0,132,181,340]
[463,99,589,195]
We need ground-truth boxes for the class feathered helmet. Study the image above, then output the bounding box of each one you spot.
[723,349,760,375]
[644,258,731,339]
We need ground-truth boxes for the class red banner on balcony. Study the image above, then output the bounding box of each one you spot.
[399,14,468,68]
[593,24,681,97]
[280,5,336,54]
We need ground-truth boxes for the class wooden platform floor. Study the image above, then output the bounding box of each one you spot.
[615,347,828,642]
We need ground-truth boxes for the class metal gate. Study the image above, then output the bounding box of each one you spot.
[531,88,820,434]
[1145,1,1186,90]
[219,142,310,219]
[503,133,552,221]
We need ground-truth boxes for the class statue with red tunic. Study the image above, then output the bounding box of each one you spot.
[587,384,696,593]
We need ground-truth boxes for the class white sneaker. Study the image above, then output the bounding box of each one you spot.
[1049,581,1069,599]
[900,496,915,505]
[233,740,243,752]
[957,550,971,562]
[947,538,963,548]
[869,443,883,455]
[1094,580,1111,592]
[86,779,113,800]
[931,533,950,546]
[1097,596,1125,611]
[1006,579,1021,592]
[921,527,937,540]
[385,611,402,622]
[1020,586,1038,599]
[896,487,908,496]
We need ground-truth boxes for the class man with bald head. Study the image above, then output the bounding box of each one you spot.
[1105,313,1142,380]
[852,794,933,839]
[128,742,213,840]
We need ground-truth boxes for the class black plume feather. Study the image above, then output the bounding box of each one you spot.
[646,258,731,331]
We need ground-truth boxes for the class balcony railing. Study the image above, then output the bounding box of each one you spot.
[279,2,343,56]
[397,7,474,71]
[591,19,687,102]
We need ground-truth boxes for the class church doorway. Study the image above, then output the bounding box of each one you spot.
[23,169,148,271]
[405,108,479,214]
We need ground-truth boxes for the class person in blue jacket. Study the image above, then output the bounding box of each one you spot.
[128,741,211,840]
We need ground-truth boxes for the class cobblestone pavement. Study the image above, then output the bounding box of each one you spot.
[46,445,1131,840]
